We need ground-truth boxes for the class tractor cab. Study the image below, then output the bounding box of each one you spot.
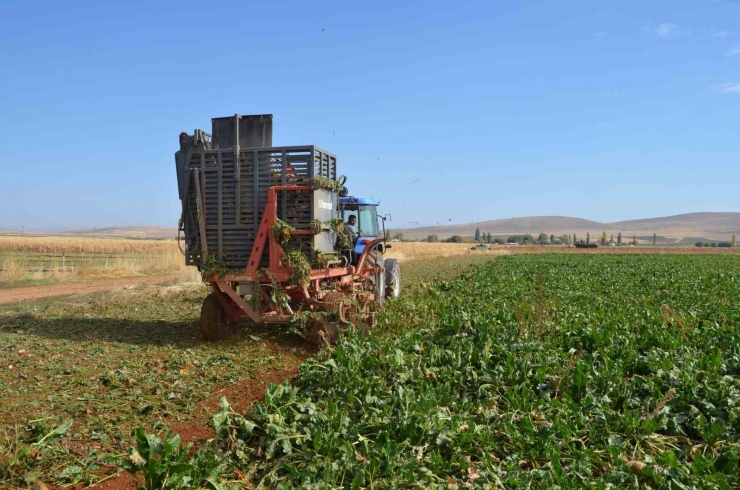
[338,196,400,301]
[339,197,385,257]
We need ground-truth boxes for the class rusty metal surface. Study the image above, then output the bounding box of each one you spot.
[213,280,261,324]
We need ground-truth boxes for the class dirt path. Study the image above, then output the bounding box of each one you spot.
[0,275,177,305]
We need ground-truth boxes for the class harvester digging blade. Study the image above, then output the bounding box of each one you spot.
[308,292,374,346]
[306,315,371,346]
[349,318,371,333]
[307,317,340,346]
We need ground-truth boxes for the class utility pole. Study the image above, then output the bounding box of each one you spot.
[93,227,96,239]
[21,226,24,238]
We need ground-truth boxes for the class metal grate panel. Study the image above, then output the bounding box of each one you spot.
[183,145,337,268]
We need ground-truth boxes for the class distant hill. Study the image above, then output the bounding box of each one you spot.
[396,212,740,243]
[4,212,739,244]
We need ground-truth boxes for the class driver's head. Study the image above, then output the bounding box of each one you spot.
[347,215,356,226]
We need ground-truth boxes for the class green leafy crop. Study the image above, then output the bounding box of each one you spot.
[118,428,232,490]
[215,254,740,488]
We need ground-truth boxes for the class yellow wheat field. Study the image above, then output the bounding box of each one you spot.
[385,242,508,261]
[0,235,178,254]
[0,236,194,286]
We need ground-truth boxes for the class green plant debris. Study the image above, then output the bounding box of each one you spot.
[328,218,352,251]
[200,255,243,282]
[312,250,328,269]
[116,428,233,489]
[312,250,340,269]
[310,217,351,252]
[312,176,343,193]
[251,268,292,314]
[213,254,740,488]
[271,219,294,247]
[289,310,336,337]
[271,219,313,286]
[0,283,306,487]
[280,247,312,286]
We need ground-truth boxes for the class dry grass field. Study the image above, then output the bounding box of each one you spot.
[384,242,507,261]
[0,236,177,254]
[0,236,193,288]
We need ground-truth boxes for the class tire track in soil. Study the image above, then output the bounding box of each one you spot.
[0,276,177,305]
[89,368,299,490]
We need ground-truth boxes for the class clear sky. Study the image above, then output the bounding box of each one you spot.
[2,0,739,230]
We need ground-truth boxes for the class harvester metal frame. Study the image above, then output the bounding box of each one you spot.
[203,184,386,339]
[177,114,391,343]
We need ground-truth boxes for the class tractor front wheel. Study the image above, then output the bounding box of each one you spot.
[200,293,236,341]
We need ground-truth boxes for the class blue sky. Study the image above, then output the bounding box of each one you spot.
[2,0,740,230]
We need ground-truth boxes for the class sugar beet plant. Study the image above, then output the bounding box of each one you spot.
[212,255,740,489]
[118,428,232,490]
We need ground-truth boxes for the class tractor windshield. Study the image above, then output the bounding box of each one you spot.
[343,205,379,238]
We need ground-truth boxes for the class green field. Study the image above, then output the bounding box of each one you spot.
[2,254,740,488]
[218,255,740,488]
[0,255,496,487]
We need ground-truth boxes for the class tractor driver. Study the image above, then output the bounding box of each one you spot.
[344,215,358,243]
[342,214,358,264]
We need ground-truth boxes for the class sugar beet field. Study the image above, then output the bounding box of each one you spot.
[1,254,739,488]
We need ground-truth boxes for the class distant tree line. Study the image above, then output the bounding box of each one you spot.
[422,229,739,248]
[695,241,732,248]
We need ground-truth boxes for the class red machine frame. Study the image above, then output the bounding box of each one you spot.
[204,185,385,326]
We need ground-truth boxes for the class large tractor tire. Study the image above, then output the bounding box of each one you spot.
[366,250,385,307]
[384,258,401,299]
[200,293,236,341]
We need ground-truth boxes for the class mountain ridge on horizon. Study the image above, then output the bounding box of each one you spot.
[2,212,740,242]
[395,212,740,242]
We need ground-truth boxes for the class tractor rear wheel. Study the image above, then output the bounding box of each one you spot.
[366,250,385,307]
[200,293,236,341]
[384,258,401,299]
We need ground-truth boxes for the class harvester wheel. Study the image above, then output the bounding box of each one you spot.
[384,258,401,299]
[200,293,236,341]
